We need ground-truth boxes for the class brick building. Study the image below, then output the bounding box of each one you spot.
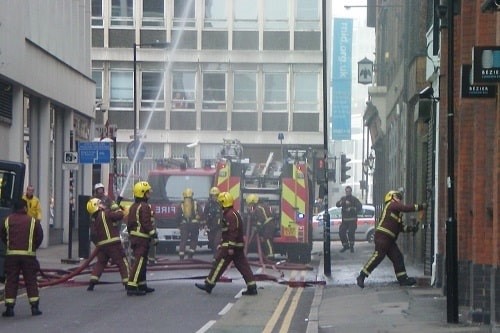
[363,0,499,326]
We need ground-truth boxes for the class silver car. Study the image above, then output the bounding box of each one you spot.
[312,204,376,242]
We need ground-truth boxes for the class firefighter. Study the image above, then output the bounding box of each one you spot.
[195,192,258,295]
[176,188,203,260]
[356,190,427,288]
[246,194,276,260]
[94,182,117,210]
[126,181,157,296]
[204,186,222,254]
[0,199,43,317]
[22,185,42,222]
[336,186,362,253]
[86,198,129,291]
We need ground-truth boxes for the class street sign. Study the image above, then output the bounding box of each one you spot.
[127,140,146,162]
[358,57,373,85]
[78,141,111,164]
[64,151,78,164]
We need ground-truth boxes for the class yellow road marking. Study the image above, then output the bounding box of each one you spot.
[279,287,303,333]
[262,287,293,333]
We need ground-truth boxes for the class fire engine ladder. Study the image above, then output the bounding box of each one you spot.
[261,152,274,176]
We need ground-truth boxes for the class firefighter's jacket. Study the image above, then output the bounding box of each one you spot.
[90,208,124,247]
[335,195,362,223]
[220,207,245,249]
[376,201,424,239]
[0,210,43,256]
[22,194,43,221]
[203,198,221,227]
[248,204,274,228]
[127,201,156,239]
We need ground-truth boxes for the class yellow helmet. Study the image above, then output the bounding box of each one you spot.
[133,181,152,198]
[87,198,101,215]
[218,192,234,208]
[209,187,220,196]
[384,190,402,203]
[246,194,259,205]
[182,188,194,198]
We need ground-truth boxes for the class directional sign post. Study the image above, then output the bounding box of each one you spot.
[78,142,111,164]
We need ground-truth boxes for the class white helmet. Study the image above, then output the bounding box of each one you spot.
[94,183,105,190]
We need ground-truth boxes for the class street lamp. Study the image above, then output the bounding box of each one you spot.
[278,132,284,162]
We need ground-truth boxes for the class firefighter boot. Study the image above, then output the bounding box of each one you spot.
[127,286,147,296]
[242,285,258,296]
[340,244,349,253]
[356,272,367,289]
[2,304,14,317]
[30,301,42,316]
[350,244,355,253]
[139,284,155,293]
[87,280,97,291]
[398,276,417,286]
[195,282,214,294]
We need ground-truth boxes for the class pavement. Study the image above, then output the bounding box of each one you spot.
[1,242,496,332]
[306,244,494,333]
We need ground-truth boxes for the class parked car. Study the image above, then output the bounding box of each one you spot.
[312,204,376,242]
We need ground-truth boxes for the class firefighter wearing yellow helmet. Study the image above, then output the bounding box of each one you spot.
[85,198,129,292]
[204,187,222,254]
[195,192,257,295]
[176,188,204,260]
[356,190,427,289]
[246,194,276,261]
[126,181,156,296]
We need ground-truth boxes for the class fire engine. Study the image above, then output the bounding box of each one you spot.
[146,158,215,254]
[214,139,315,264]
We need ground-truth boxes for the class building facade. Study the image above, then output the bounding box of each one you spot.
[0,0,95,246]
[364,0,500,326]
[91,0,329,197]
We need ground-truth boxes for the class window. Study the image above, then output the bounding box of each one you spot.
[295,0,319,30]
[91,0,103,27]
[204,0,227,28]
[143,0,164,27]
[110,71,133,108]
[174,0,195,28]
[234,0,257,29]
[141,72,164,109]
[92,70,103,101]
[233,72,256,111]
[293,73,318,112]
[172,71,195,110]
[264,73,287,111]
[264,0,289,30]
[111,0,133,26]
[203,73,226,110]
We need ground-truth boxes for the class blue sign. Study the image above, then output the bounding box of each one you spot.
[331,18,353,141]
[78,141,111,164]
[126,140,146,162]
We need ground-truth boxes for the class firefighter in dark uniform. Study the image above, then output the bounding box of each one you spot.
[336,186,363,253]
[204,187,222,254]
[176,188,203,260]
[356,190,426,288]
[86,198,129,291]
[246,194,276,260]
[126,181,157,296]
[195,192,258,295]
[0,199,43,317]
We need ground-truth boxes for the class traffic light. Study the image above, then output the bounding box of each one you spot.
[340,154,351,183]
[315,157,326,184]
